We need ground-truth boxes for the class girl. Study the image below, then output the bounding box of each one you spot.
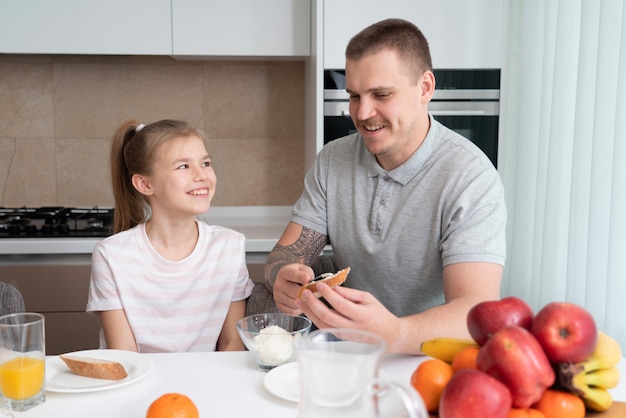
[87,119,254,352]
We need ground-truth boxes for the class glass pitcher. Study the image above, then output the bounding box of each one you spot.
[294,328,427,418]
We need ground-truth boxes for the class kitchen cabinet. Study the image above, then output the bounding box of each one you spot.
[323,0,504,69]
[0,0,172,55]
[3,259,101,355]
[0,0,310,57]
[171,0,311,58]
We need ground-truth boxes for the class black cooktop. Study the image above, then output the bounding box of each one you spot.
[0,207,114,238]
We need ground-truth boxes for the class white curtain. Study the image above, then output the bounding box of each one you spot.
[499,0,626,350]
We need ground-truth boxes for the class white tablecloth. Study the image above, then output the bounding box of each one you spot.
[8,351,626,417]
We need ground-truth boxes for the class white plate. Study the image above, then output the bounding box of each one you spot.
[46,349,154,393]
[264,362,300,402]
[263,362,394,404]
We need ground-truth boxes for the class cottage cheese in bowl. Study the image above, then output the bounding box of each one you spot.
[253,325,295,365]
[237,313,312,371]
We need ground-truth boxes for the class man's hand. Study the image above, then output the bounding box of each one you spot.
[296,282,404,353]
[273,263,315,315]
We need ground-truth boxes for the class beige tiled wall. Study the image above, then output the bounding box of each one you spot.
[0,55,305,208]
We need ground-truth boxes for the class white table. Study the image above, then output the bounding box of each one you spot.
[8,352,626,418]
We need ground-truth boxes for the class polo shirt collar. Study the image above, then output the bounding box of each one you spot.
[363,114,439,186]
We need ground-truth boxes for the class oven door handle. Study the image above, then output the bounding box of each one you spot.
[325,100,499,117]
[428,101,499,116]
[429,110,488,116]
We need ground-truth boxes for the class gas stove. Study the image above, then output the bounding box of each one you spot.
[0,207,114,238]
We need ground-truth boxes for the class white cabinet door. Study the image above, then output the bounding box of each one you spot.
[172,0,310,57]
[0,0,172,55]
[324,0,504,69]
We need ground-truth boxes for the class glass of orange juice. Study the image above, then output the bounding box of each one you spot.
[0,313,45,411]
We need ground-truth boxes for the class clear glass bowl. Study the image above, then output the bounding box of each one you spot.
[237,313,312,371]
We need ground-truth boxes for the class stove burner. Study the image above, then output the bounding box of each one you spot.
[0,207,114,238]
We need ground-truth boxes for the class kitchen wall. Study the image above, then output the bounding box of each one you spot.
[0,54,305,208]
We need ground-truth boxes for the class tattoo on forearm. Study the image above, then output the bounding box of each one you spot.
[264,246,297,289]
[290,228,329,264]
[264,227,328,289]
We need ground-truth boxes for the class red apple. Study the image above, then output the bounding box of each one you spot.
[477,326,555,408]
[467,296,534,345]
[531,301,597,363]
[439,368,512,418]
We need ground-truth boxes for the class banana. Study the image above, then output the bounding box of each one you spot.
[557,331,623,412]
[420,337,478,363]
[579,367,621,389]
[582,331,622,372]
[558,363,616,411]
[581,386,613,412]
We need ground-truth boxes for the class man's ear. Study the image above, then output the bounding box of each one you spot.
[420,70,435,103]
[131,174,153,196]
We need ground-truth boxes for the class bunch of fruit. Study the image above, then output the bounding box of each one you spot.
[412,297,622,418]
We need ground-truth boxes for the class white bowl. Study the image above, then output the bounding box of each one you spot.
[237,313,312,371]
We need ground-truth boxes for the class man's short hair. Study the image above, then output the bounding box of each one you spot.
[346,18,433,83]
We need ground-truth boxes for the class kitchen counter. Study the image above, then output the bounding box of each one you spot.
[0,206,292,257]
[0,206,295,354]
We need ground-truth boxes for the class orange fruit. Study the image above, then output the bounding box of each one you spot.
[532,389,585,418]
[508,407,547,418]
[146,393,199,418]
[410,358,453,413]
[451,346,480,372]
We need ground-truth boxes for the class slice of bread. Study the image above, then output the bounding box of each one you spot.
[297,267,351,298]
[60,354,128,380]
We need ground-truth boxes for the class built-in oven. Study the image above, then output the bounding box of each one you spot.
[323,69,500,168]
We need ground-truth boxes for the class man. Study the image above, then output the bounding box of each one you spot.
[264,18,506,354]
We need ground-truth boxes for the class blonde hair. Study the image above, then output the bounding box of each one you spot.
[109,119,209,233]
